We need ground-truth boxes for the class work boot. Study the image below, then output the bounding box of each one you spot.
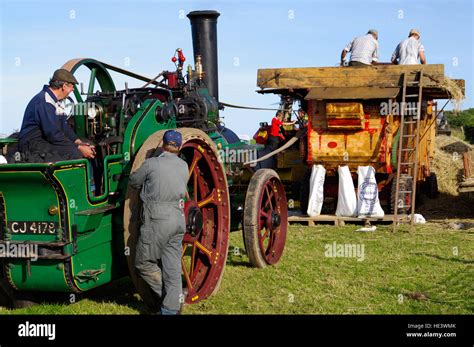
[178,288,188,315]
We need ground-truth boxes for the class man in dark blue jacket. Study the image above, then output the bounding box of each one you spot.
[18,69,95,162]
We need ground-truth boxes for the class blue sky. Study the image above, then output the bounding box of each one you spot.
[1,0,473,137]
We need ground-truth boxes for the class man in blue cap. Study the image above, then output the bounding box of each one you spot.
[129,130,189,315]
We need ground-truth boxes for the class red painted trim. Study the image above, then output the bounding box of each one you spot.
[328,119,361,126]
[307,100,313,163]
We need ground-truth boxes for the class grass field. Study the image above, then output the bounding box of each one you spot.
[1,222,472,315]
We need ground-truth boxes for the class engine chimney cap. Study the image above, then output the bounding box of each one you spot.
[187,10,220,19]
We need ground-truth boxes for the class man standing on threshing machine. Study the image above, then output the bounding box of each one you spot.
[268,111,296,150]
[129,130,189,315]
[297,108,309,128]
[340,29,379,66]
[391,29,426,65]
[18,69,96,162]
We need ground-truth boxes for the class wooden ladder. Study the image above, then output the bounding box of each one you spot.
[393,71,423,230]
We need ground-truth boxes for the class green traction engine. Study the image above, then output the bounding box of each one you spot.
[0,11,288,309]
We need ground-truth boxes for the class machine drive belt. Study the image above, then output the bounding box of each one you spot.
[220,102,289,112]
[244,128,307,165]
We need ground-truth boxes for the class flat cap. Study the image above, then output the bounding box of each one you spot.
[52,69,78,84]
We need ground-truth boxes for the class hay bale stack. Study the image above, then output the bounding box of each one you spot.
[433,135,473,195]
[439,76,464,112]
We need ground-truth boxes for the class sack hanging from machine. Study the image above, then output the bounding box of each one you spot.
[307,164,326,217]
[356,166,385,218]
[336,165,358,217]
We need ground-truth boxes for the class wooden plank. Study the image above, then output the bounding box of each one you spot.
[257,64,445,89]
[459,178,474,186]
[288,214,398,225]
[459,185,474,193]
[423,79,465,99]
[259,64,445,79]
[305,86,400,100]
[463,152,472,178]
[258,64,445,82]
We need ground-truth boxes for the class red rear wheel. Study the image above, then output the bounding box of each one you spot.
[124,128,230,310]
[180,133,230,303]
[243,169,288,268]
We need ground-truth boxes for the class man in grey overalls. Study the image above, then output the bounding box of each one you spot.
[129,130,189,315]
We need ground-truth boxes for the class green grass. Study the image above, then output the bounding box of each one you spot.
[1,223,472,315]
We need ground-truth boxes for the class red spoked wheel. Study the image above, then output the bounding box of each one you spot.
[124,128,230,310]
[243,169,288,268]
[180,129,230,303]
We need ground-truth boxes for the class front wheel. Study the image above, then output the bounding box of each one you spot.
[243,169,288,268]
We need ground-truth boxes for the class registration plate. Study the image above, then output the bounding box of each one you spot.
[7,221,58,235]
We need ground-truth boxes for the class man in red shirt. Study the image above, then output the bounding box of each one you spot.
[268,111,295,150]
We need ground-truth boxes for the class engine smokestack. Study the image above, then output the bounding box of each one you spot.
[187,10,220,103]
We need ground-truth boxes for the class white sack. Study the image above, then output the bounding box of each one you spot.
[356,166,385,218]
[307,164,326,217]
[410,213,426,224]
[336,165,357,217]
[356,225,377,232]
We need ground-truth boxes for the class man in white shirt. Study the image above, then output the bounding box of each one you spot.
[391,29,426,65]
[341,29,379,66]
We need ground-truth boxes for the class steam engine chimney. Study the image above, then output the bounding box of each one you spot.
[187,10,220,103]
